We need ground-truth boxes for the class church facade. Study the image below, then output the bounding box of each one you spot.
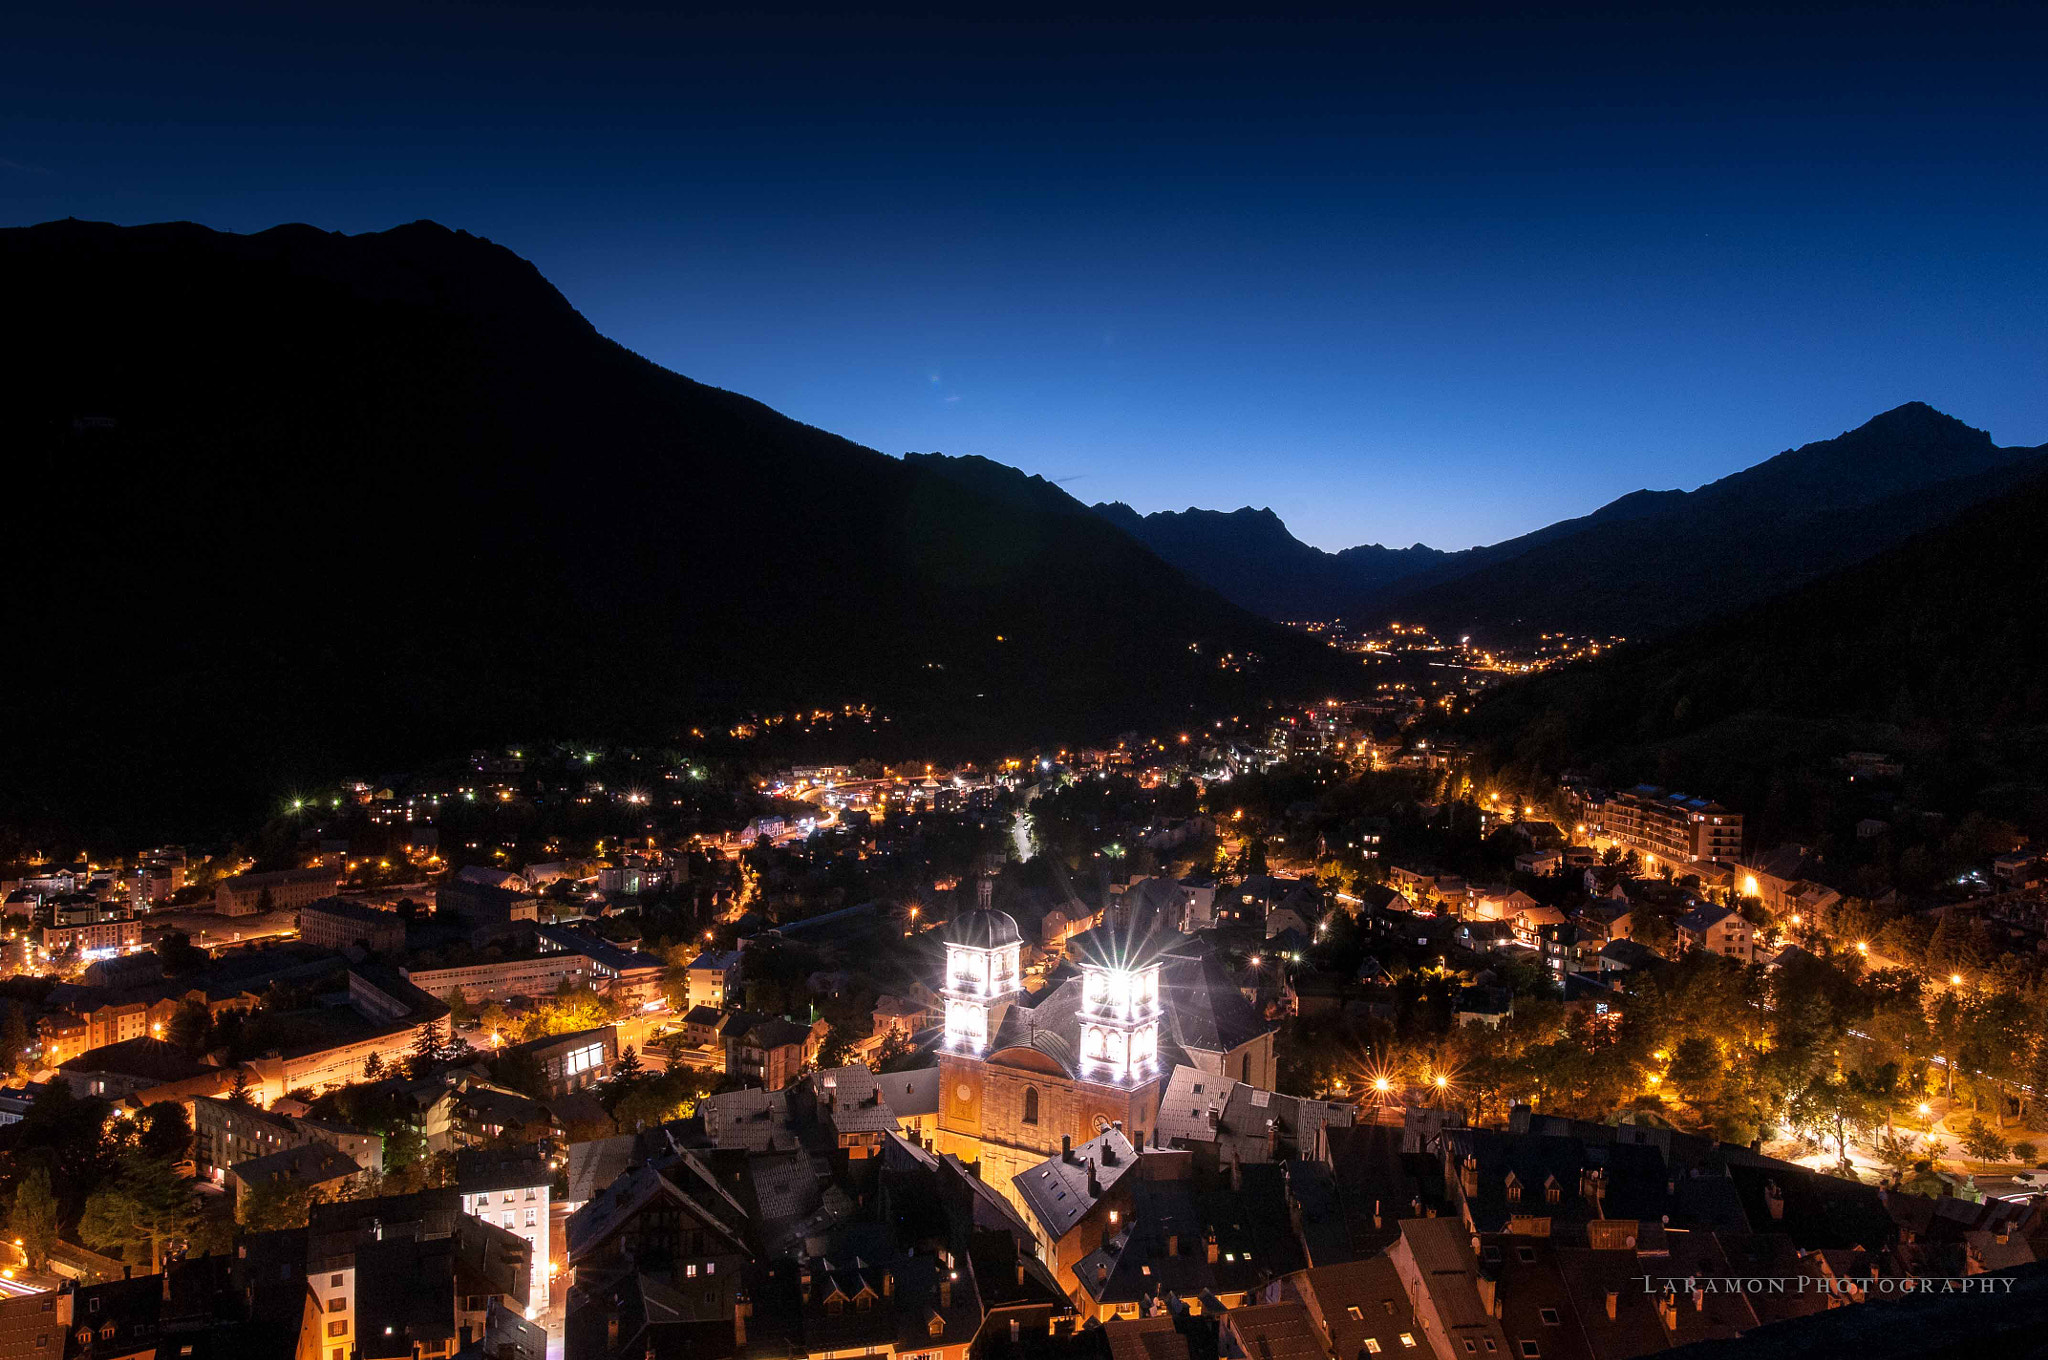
[928,882,1279,1215]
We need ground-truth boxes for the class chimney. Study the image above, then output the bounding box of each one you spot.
[1167,1234,1179,1257]
[1016,1258,1025,1287]
[940,1278,953,1307]
[608,1316,620,1347]
[733,1300,750,1348]
[1693,1282,1704,1312]
[800,1265,812,1303]
[1010,1319,1022,1343]
[883,1272,894,1297]
[1764,1181,1785,1221]
[1103,1141,1118,1167]
[1373,1199,1383,1232]
[1087,1159,1101,1198]
[1655,1293,1677,1331]
[1205,1230,1219,1265]
[1063,1135,1074,1162]
[1604,1290,1618,1320]
[1114,1120,1123,1134]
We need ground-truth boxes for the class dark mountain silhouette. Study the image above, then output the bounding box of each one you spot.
[1458,469,2048,829]
[1099,405,2045,642]
[0,218,1346,843]
[1381,402,2048,639]
[1089,503,1451,619]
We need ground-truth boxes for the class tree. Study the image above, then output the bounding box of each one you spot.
[2014,1140,2040,1166]
[810,1023,855,1074]
[443,988,474,1029]
[8,1166,59,1271]
[167,999,211,1052]
[1958,1116,2010,1162]
[599,1046,647,1113]
[1871,1129,1923,1179]
[79,1153,205,1275]
[1665,1036,1721,1103]
[228,1066,255,1105]
[363,1050,385,1080]
[0,1007,31,1076]
[135,1101,192,1162]
[409,1017,448,1076]
[237,1177,325,1232]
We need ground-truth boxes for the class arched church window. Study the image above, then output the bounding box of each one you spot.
[1023,1087,1040,1125]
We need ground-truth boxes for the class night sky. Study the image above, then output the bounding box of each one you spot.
[6,2,2044,549]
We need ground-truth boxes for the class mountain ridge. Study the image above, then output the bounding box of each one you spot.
[1454,465,2048,841]
[0,217,1347,842]
[1092,402,2045,639]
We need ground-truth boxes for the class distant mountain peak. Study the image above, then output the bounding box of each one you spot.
[1843,400,1991,447]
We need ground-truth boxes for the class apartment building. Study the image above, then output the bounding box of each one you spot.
[216,866,339,917]
[301,897,408,953]
[1599,785,1744,866]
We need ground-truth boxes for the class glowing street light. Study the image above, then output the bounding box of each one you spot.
[1949,974,1964,986]
[1855,941,1869,955]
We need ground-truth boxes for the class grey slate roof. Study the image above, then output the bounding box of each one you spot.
[812,1065,902,1137]
[1154,1065,1354,1163]
[1014,1128,1138,1241]
[877,1066,941,1120]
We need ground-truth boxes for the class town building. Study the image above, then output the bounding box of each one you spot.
[1598,786,1744,868]
[193,1094,385,1183]
[724,1016,822,1091]
[1013,1128,1139,1297]
[216,866,339,917]
[496,1026,617,1098]
[684,949,744,1011]
[1677,904,1756,963]
[456,1150,554,1309]
[930,879,1277,1220]
[301,897,407,953]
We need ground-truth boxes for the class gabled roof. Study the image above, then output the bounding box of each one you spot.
[565,1149,751,1263]
[877,1067,941,1120]
[58,1036,217,1081]
[1153,1065,1353,1164]
[1678,902,1739,933]
[813,1065,903,1136]
[1014,1128,1139,1241]
[230,1140,362,1189]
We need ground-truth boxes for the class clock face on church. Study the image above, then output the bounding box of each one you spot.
[956,1083,974,1103]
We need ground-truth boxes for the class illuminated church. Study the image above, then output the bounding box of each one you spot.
[930,878,1279,1202]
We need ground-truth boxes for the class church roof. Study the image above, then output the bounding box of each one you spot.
[943,907,1022,950]
[981,934,1274,1081]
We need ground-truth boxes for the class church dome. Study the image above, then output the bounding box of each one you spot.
[944,906,1022,950]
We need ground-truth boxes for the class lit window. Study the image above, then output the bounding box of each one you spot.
[1347,1308,1364,1321]
[1362,1343,1381,1356]
[1398,1335,1417,1349]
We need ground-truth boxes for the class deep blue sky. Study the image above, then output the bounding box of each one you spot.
[7,2,2044,549]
